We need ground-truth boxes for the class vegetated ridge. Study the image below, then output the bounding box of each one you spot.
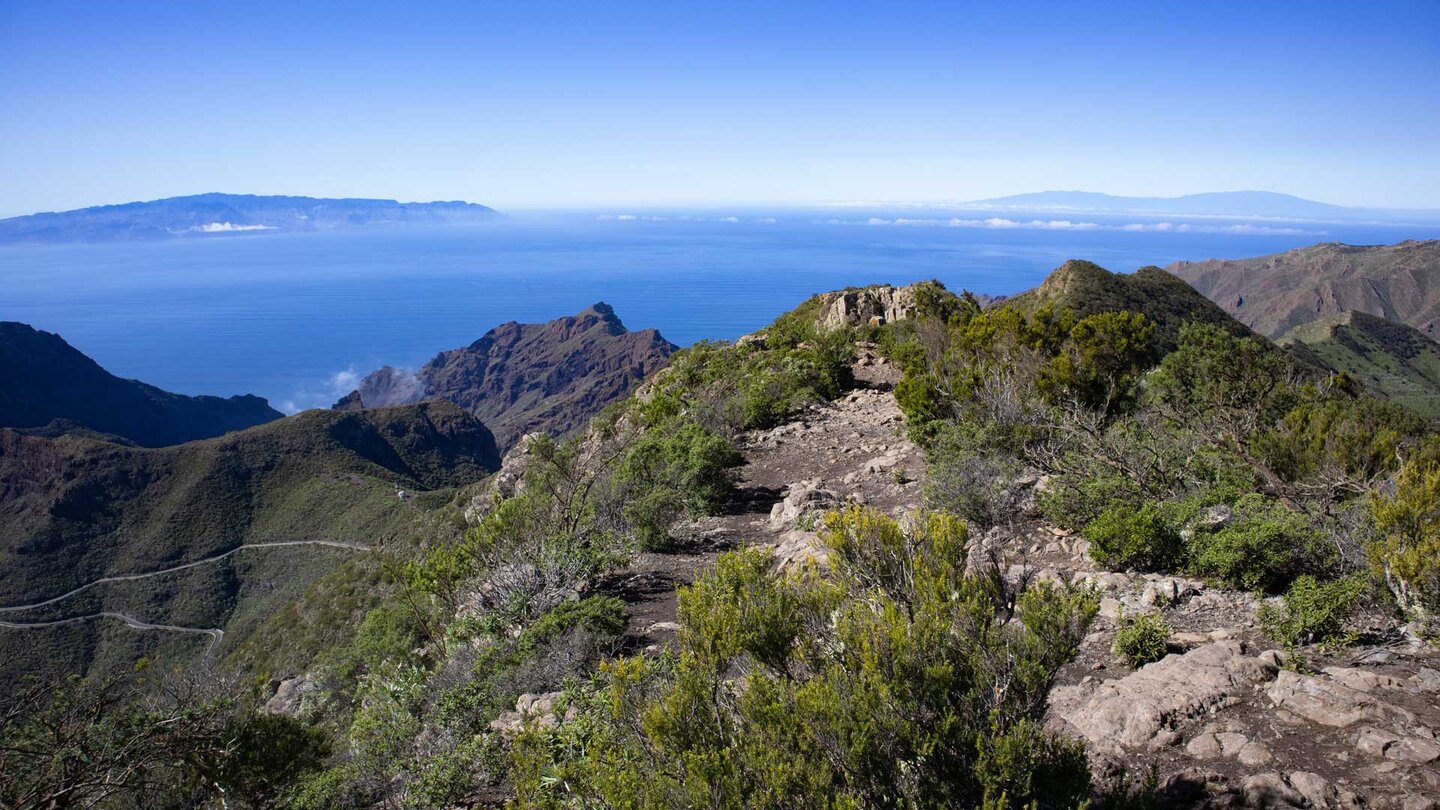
[1279,310,1440,418]
[0,400,500,684]
[8,251,1440,809]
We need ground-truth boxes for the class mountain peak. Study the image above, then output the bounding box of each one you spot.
[337,305,676,450]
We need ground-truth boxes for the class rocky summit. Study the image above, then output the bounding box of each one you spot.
[336,303,676,451]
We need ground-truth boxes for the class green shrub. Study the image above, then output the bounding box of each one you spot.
[1037,310,1155,415]
[1259,575,1364,649]
[508,510,1099,809]
[1185,495,1321,592]
[1370,457,1440,623]
[617,420,743,549]
[1085,501,1184,572]
[1112,612,1171,668]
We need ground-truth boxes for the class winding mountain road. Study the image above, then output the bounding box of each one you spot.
[0,540,370,652]
[0,539,370,613]
[0,612,226,655]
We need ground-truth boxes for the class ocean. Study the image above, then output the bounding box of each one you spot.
[2,208,1436,412]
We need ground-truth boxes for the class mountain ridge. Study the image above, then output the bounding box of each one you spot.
[1167,239,1440,339]
[337,302,677,450]
[962,190,1352,218]
[0,321,284,446]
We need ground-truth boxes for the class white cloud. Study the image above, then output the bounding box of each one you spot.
[328,368,360,395]
[192,222,274,232]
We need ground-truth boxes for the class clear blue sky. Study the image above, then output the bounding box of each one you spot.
[2,0,1437,216]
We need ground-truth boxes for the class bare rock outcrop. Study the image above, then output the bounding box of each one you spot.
[1050,641,1279,754]
[816,284,920,329]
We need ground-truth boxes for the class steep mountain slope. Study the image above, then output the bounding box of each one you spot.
[1278,311,1440,418]
[0,193,500,243]
[0,401,499,683]
[1002,260,1255,352]
[336,303,676,451]
[1167,240,1440,339]
[0,321,283,446]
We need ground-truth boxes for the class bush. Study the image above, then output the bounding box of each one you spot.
[1112,612,1171,668]
[1259,575,1364,649]
[1085,501,1184,572]
[617,421,743,550]
[1185,495,1322,592]
[1370,458,1440,624]
[509,509,1100,809]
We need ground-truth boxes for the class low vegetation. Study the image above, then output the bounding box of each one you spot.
[8,266,1440,807]
[509,508,1100,809]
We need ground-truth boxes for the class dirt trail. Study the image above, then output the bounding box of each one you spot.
[607,351,924,648]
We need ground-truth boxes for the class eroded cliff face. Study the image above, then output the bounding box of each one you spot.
[1168,240,1440,339]
[336,303,676,451]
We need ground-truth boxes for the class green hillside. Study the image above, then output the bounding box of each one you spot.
[1279,310,1440,418]
[0,401,499,683]
[1003,260,1253,353]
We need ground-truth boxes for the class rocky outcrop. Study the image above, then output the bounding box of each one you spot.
[1050,641,1279,754]
[337,303,676,451]
[816,285,921,329]
[0,321,282,447]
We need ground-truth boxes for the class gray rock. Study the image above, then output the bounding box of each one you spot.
[768,479,842,530]
[1388,737,1440,764]
[1286,772,1334,809]
[1237,740,1275,767]
[1267,669,1416,728]
[1356,725,1401,757]
[1050,641,1278,754]
[1241,771,1305,808]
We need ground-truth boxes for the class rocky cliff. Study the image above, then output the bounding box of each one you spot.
[336,303,676,451]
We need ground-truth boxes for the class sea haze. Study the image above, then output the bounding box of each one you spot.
[3,208,1437,413]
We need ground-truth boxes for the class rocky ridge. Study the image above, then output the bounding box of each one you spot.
[1168,240,1440,340]
[337,303,676,451]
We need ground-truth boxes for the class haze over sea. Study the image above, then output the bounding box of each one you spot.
[3,207,1437,413]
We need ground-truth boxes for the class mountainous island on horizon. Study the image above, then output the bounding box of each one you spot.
[0,192,501,244]
[957,189,1434,220]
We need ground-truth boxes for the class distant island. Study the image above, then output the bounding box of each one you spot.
[962,190,1366,219]
[0,193,501,243]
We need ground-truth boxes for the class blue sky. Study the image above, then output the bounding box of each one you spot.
[1,1,1437,215]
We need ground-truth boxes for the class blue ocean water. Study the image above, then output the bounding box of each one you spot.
[2,208,1436,412]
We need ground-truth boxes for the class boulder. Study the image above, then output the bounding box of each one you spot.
[769,480,842,530]
[489,691,575,736]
